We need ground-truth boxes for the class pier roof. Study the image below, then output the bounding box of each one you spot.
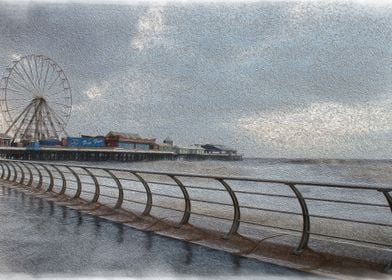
[106,131,141,140]
[106,131,156,144]
[201,144,237,153]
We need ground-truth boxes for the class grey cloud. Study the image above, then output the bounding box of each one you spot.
[0,1,391,158]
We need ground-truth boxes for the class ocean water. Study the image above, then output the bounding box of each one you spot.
[72,157,392,185]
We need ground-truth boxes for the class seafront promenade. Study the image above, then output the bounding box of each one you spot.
[0,159,391,277]
[0,185,320,279]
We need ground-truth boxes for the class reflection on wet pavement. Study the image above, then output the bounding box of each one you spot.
[0,186,323,279]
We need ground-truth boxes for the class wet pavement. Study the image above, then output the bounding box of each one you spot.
[0,185,325,279]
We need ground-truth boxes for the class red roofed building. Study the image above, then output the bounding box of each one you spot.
[105,131,157,150]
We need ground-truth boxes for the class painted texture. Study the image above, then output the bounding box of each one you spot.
[0,0,391,158]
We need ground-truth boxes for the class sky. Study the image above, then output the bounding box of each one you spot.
[0,0,391,158]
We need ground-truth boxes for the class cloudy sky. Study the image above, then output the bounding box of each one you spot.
[0,0,391,158]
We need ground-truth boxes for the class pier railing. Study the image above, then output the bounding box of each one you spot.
[0,159,391,257]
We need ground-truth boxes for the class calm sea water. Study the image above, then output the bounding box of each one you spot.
[70,158,392,185]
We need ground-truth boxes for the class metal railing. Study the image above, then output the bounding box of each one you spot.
[0,159,391,257]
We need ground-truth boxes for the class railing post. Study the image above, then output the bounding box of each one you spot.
[4,162,11,181]
[0,161,5,179]
[65,166,81,199]
[39,164,54,192]
[217,179,241,239]
[378,189,392,214]
[376,188,392,272]
[131,172,152,216]
[9,162,18,182]
[287,183,310,254]
[14,162,25,185]
[169,175,191,225]
[104,169,123,209]
[51,165,66,195]
[20,162,33,187]
[29,163,43,190]
[82,167,100,203]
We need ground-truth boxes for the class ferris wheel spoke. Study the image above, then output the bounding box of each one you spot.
[47,103,66,126]
[42,108,53,137]
[4,87,26,95]
[51,101,71,109]
[45,85,64,95]
[21,99,41,140]
[7,84,32,98]
[46,71,61,92]
[5,88,27,97]
[12,66,35,92]
[34,56,43,90]
[42,119,52,139]
[18,60,37,91]
[6,98,31,102]
[38,58,45,90]
[45,107,59,139]
[7,108,26,113]
[7,104,31,110]
[5,100,34,136]
[7,76,34,94]
[46,90,67,98]
[26,57,38,89]
[31,56,41,89]
[7,104,31,114]
[42,62,51,91]
[33,57,40,89]
[8,83,33,98]
[33,57,40,88]
[44,65,59,89]
[11,106,35,142]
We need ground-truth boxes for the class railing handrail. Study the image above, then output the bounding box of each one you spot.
[0,158,391,271]
[0,158,390,191]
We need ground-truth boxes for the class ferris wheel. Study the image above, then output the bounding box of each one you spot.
[0,54,72,143]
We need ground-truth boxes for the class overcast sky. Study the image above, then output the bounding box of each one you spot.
[0,0,391,158]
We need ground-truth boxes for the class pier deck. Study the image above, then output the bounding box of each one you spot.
[0,147,242,161]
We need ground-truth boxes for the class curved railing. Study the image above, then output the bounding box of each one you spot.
[0,159,391,259]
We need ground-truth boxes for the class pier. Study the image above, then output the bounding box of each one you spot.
[0,147,242,162]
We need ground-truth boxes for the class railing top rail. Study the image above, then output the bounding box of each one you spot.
[1,159,391,191]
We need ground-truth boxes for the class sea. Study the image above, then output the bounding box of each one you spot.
[74,157,392,186]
